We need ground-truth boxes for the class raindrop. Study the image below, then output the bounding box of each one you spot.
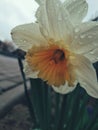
[56,3,59,7]
[96,57,98,60]
[90,50,94,54]
[88,35,92,38]
[23,40,27,43]
[93,43,97,46]
[20,39,23,42]
[84,7,86,11]
[80,35,85,39]
[92,32,96,36]
[78,11,80,14]
[75,28,80,33]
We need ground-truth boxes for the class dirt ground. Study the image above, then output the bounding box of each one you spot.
[0,103,33,130]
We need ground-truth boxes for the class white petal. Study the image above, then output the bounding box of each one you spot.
[73,55,98,98]
[83,0,98,22]
[84,48,98,63]
[52,82,77,94]
[35,0,42,4]
[11,23,46,51]
[64,0,88,25]
[36,0,74,42]
[23,61,39,78]
[73,22,98,63]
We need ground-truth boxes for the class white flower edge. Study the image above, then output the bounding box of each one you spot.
[35,0,74,41]
[35,0,88,26]
[83,0,98,22]
[71,54,98,98]
[63,0,88,26]
[11,23,46,51]
[52,81,77,94]
[72,22,98,63]
[11,0,98,98]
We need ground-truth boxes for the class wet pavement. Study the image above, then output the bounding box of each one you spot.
[0,55,30,118]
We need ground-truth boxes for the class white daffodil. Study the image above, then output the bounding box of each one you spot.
[11,0,98,98]
[83,0,98,22]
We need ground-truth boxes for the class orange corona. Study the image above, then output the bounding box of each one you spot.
[26,41,75,87]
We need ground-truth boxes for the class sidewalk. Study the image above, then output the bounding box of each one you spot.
[0,55,30,118]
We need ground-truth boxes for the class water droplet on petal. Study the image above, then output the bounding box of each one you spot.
[56,3,59,7]
[96,57,98,60]
[20,39,23,42]
[88,35,92,38]
[90,50,94,54]
[23,40,27,43]
[80,35,85,39]
[78,11,80,14]
[75,28,80,33]
[93,43,97,46]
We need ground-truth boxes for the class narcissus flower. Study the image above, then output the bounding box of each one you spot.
[11,0,98,98]
[83,0,98,22]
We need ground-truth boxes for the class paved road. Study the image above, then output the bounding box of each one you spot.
[0,55,23,89]
[0,55,30,118]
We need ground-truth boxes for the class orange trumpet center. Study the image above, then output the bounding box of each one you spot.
[51,49,65,64]
[26,42,75,87]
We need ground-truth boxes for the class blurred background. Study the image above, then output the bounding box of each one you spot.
[0,0,98,130]
[0,1,38,130]
[0,0,38,41]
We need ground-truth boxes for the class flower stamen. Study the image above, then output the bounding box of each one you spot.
[51,49,65,64]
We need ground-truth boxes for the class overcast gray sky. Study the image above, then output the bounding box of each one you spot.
[0,0,98,41]
[0,0,38,41]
